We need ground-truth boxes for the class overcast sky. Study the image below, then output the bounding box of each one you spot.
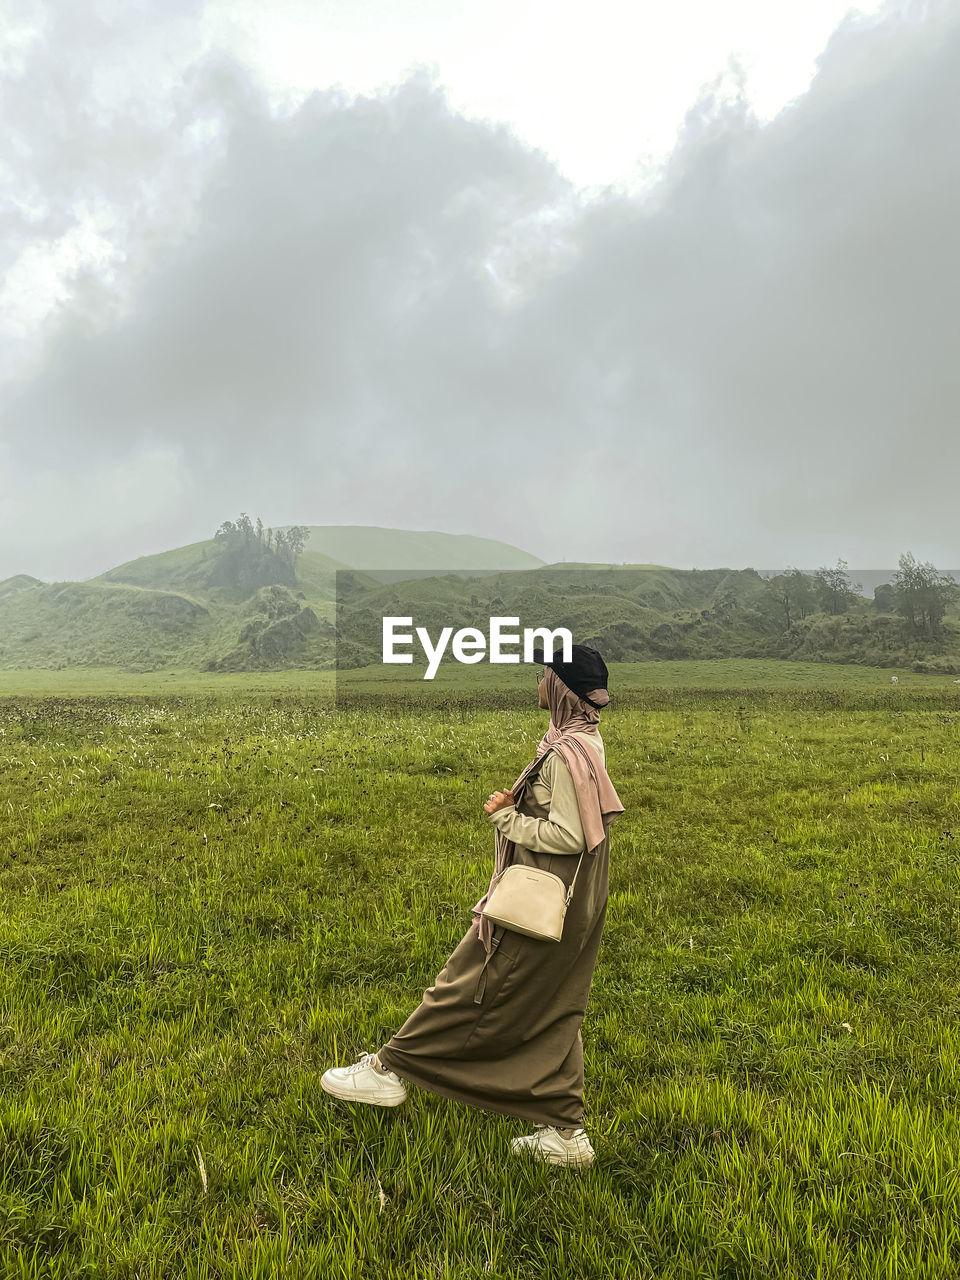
[2,0,958,581]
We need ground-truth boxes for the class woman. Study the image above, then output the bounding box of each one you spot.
[321,643,624,1168]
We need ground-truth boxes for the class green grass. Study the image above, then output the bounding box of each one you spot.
[1,681,960,1276]
[0,655,954,699]
[0,666,340,697]
[336,656,944,691]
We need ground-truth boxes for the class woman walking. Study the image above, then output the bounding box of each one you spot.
[321,643,624,1167]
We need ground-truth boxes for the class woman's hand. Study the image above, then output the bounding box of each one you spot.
[484,789,515,815]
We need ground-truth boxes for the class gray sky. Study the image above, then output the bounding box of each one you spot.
[2,0,958,581]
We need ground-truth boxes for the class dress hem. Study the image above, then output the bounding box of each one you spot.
[375,1046,584,1129]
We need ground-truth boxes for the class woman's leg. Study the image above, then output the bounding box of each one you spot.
[553,1028,584,1132]
[540,1020,585,1128]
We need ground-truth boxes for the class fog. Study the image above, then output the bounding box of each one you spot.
[2,0,958,580]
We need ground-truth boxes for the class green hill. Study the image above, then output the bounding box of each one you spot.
[90,539,346,593]
[284,525,543,572]
[334,565,960,674]
[0,526,542,673]
[3,531,958,675]
[0,574,42,602]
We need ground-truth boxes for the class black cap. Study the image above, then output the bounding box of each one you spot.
[532,643,609,707]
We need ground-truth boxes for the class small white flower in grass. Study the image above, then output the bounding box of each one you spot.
[841,1023,853,1033]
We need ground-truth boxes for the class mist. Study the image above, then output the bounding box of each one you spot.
[2,0,958,580]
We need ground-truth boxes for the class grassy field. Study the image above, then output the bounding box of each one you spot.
[0,655,956,698]
[1,670,960,1276]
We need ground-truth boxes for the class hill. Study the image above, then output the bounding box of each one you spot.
[88,539,344,593]
[0,574,42,602]
[334,564,960,674]
[2,531,958,675]
[284,525,543,572]
[0,526,542,673]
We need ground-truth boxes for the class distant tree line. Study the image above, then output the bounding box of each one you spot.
[767,553,957,640]
[208,513,309,593]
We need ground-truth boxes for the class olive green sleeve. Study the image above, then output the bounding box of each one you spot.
[487,753,584,855]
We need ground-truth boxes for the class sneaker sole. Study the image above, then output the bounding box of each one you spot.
[320,1076,407,1107]
[510,1143,595,1168]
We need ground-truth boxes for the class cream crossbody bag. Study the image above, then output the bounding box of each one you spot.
[480,848,586,942]
[480,753,587,943]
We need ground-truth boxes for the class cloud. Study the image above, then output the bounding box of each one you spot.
[0,0,232,376]
[2,0,959,580]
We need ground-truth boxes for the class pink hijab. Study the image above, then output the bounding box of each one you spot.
[471,667,625,954]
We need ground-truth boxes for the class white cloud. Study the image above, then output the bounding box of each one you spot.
[1,0,958,580]
[201,0,891,192]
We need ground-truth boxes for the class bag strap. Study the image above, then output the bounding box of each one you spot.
[512,749,552,801]
[504,748,588,906]
[564,849,587,906]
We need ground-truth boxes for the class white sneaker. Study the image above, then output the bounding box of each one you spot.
[320,1052,407,1107]
[510,1124,595,1168]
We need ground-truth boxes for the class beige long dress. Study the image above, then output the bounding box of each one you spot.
[377,732,609,1128]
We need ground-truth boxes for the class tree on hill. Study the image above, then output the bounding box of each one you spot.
[891,552,957,640]
[813,558,862,615]
[208,513,309,593]
[767,566,817,630]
